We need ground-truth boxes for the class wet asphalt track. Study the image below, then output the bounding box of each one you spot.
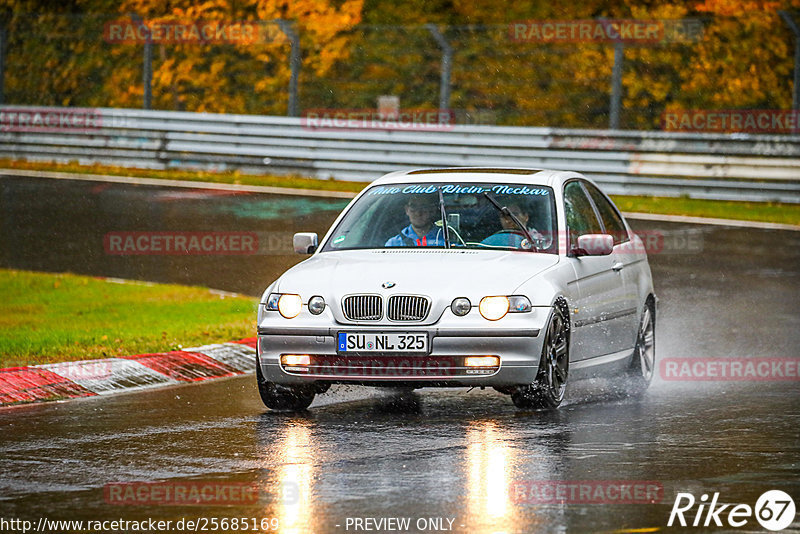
[0,175,798,533]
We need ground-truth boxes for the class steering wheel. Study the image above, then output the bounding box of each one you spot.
[493,229,526,237]
[480,229,539,251]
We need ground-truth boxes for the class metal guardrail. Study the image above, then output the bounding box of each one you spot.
[1,106,798,202]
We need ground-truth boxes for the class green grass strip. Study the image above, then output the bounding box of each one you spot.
[0,269,257,366]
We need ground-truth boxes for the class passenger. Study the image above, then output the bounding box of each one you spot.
[486,199,545,248]
[385,195,445,247]
[500,201,533,232]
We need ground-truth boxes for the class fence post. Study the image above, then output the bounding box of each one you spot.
[0,25,6,105]
[779,11,800,112]
[426,24,452,113]
[276,19,300,117]
[143,39,152,110]
[130,15,152,110]
[609,41,624,129]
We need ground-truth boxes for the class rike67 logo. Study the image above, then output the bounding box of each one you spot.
[668,490,796,531]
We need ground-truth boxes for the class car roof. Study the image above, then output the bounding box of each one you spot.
[371,167,583,189]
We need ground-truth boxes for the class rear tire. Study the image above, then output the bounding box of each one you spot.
[624,300,655,397]
[256,360,315,411]
[512,304,570,409]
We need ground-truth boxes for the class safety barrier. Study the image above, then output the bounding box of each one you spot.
[0,106,798,202]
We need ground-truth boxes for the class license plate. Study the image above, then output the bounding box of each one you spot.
[337,332,428,353]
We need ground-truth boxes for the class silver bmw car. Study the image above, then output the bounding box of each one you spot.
[256,168,656,410]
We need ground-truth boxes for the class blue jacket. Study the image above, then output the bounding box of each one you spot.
[385,224,445,247]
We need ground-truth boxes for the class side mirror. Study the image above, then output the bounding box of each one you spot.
[574,234,614,256]
[293,232,318,254]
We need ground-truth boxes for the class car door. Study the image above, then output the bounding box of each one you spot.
[563,180,627,361]
[583,182,640,351]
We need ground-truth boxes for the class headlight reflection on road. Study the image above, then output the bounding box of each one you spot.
[274,422,314,534]
[466,421,516,531]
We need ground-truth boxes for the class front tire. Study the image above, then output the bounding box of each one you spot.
[256,360,315,411]
[512,304,570,409]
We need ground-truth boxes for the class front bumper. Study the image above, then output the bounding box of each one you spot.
[257,309,550,387]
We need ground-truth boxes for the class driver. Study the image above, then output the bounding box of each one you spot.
[385,195,445,247]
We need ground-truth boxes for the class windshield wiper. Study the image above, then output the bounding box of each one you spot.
[438,186,451,249]
[482,191,535,250]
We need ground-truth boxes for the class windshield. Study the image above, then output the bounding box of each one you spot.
[321,182,557,253]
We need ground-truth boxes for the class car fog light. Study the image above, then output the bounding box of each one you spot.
[281,354,311,366]
[308,295,325,315]
[278,294,302,318]
[451,297,471,316]
[464,356,500,367]
[479,296,509,321]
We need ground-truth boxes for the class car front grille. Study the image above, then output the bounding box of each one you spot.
[342,295,383,321]
[387,295,430,321]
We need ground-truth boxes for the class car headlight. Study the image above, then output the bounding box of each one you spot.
[478,295,532,320]
[479,296,509,321]
[266,293,303,319]
[451,297,472,316]
[308,295,325,315]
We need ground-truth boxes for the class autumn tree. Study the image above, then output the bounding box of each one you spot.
[0,0,797,128]
[676,0,800,111]
[105,0,363,114]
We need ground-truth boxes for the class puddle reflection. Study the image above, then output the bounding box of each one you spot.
[466,421,514,527]
[257,417,319,533]
[253,396,577,533]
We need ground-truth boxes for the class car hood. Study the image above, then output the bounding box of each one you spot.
[273,249,559,324]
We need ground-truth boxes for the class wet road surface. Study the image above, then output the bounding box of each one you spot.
[0,175,350,296]
[0,175,798,533]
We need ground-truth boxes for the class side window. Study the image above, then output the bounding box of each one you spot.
[584,182,628,244]
[563,181,603,252]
